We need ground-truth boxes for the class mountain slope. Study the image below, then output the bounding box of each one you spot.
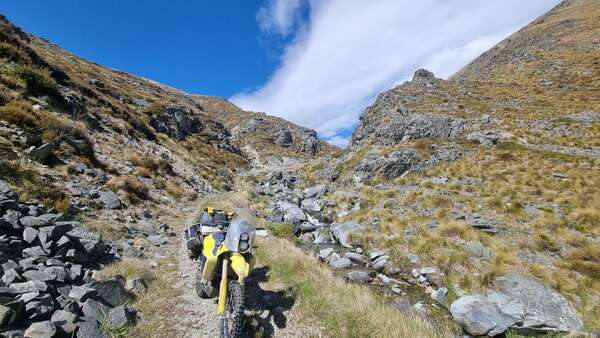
[266,0,600,334]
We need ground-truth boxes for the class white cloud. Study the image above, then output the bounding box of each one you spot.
[234,0,561,146]
[257,0,304,36]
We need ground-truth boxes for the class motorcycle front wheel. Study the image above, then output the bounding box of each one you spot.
[219,280,245,338]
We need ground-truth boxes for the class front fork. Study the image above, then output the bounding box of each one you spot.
[217,258,229,315]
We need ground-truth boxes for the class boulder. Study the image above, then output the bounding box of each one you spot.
[28,143,53,163]
[330,222,365,248]
[467,130,511,147]
[346,271,372,283]
[276,201,306,226]
[273,130,293,147]
[87,277,132,307]
[450,294,508,337]
[81,299,111,323]
[301,198,321,214]
[465,240,492,259]
[76,320,110,338]
[96,191,122,210]
[0,304,14,326]
[106,305,136,329]
[51,310,78,335]
[23,227,38,244]
[24,320,56,338]
[69,285,97,302]
[149,106,203,140]
[318,248,334,261]
[494,276,583,333]
[431,287,448,308]
[302,184,327,199]
[328,253,352,269]
[125,278,147,295]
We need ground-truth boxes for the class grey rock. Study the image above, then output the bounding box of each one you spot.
[344,252,366,264]
[2,269,22,285]
[330,222,365,248]
[486,292,524,327]
[567,111,600,124]
[10,281,48,294]
[87,277,132,307]
[106,306,136,329]
[69,286,97,302]
[370,255,389,271]
[76,320,110,338]
[147,235,167,246]
[328,253,352,269]
[302,184,327,199]
[51,310,78,335]
[19,216,50,228]
[24,320,56,338]
[125,278,147,295]
[273,130,293,147]
[368,250,385,260]
[450,294,508,336]
[354,150,420,180]
[96,191,122,210]
[346,270,372,283]
[28,143,53,163]
[81,299,110,323]
[462,215,500,234]
[495,276,583,333]
[149,106,203,140]
[318,248,334,261]
[0,304,15,326]
[23,293,54,320]
[467,130,510,147]
[300,198,321,213]
[22,228,38,244]
[431,287,448,307]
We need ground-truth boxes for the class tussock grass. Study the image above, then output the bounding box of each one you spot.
[106,176,150,203]
[255,237,457,338]
[97,258,155,283]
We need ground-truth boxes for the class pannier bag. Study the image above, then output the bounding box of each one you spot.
[184,224,202,259]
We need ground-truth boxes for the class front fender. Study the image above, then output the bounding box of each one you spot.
[230,253,254,284]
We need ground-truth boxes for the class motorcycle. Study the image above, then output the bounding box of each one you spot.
[189,208,256,338]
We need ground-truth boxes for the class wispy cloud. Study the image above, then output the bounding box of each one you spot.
[256,0,305,37]
[234,0,560,147]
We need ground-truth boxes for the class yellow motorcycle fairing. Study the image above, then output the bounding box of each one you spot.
[200,232,227,281]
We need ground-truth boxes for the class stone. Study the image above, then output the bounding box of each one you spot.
[450,294,508,337]
[96,191,122,210]
[81,299,111,323]
[0,304,14,326]
[467,130,511,147]
[39,222,75,241]
[346,271,372,283]
[125,278,147,295]
[495,276,583,333]
[2,269,22,285]
[149,106,203,140]
[431,287,448,307]
[10,281,48,293]
[51,310,78,335]
[370,255,389,271]
[28,143,53,163]
[328,253,352,269]
[106,305,136,329]
[87,277,132,307]
[19,216,50,228]
[302,184,327,199]
[318,248,334,261]
[313,226,333,244]
[147,235,167,246]
[23,227,38,244]
[273,130,293,147]
[24,293,54,320]
[344,252,366,264]
[24,320,56,338]
[76,320,110,338]
[276,201,306,227]
[368,250,385,260]
[300,198,321,214]
[330,222,365,248]
[69,285,97,302]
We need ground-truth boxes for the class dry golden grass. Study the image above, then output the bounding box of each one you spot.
[106,176,150,203]
[255,237,458,338]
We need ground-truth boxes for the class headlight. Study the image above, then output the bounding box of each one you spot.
[238,232,250,252]
[240,232,249,241]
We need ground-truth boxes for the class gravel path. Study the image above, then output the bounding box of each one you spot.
[176,237,220,338]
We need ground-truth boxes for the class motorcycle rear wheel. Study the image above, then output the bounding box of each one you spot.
[219,280,244,338]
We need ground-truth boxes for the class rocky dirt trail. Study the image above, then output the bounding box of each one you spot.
[176,236,220,338]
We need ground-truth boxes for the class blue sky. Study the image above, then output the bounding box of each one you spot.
[0,1,559,147]
[0,0,287,98]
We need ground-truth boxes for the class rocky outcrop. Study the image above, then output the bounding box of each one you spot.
[0,180,140,337]
[450,276,583,336]
[150,106,203,140]
[351,70,467,147]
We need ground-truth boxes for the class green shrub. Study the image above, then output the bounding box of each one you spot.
[16,65,59,97]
